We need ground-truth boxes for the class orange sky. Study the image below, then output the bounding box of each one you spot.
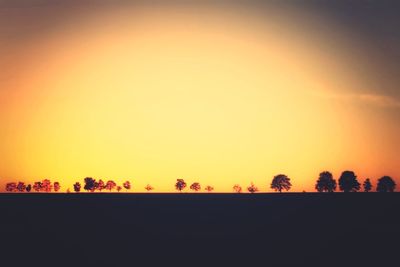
[0,4,399,192]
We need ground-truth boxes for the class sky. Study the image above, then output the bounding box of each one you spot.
[0,0,399,192]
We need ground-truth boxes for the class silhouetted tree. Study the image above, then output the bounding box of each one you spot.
[123,181,131,191]
[105,180,117,192]
[190,182,201,192]
[84,177,96,192]
[145,184,154,192]
[41,179,52,192]
[175,179,187,192]
[338,171,360,192]
[377,176,396,192]
[97,179,105,191]
[233,184,242,193]
[247,182,258,193]
[5,182,17,192]
[363,179,372,192]
[53,182,61,192]
[271,174,292,192]
[26,184,32,192]
[205,185,214,192]
[315,171,336,192]
[17,182,26,192]
[116,186,122,192]
[33,182,42,192]
[73,182,81,193]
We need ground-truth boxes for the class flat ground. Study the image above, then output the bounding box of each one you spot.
[1,193,399,266]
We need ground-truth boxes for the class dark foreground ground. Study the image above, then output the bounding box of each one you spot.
[0,193,399,266]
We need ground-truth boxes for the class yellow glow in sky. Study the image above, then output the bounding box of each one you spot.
[0,6,398,192]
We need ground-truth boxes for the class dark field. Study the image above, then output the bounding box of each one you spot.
[1,193,399,266]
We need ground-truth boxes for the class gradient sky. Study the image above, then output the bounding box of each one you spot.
[0,0,399,192]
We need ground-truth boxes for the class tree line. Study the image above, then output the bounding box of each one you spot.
[4,170,397,193]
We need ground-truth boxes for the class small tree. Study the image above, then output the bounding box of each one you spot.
[145,184,154,192]
[175,179,187,192]
[247,182,258,193]
[17,182,26,192]
[33,182,42,192]
[84,177,96,192]
[377,176,396,192]
[105,180,117,192]
[190,182,201,192]
[271,174,292,193]
[123,181,131,191]
[315,171,336,192]
[233,184,242,193]
[5,182,17,192]
[339,171,360,192]
[97,179,105,191]
[73,182,81,193]
[26,184,32,192]
[41,179,53,192]
[116,186,122,192]
[204,185,214,192]
[53,182,61,192]
[363,179,372,192]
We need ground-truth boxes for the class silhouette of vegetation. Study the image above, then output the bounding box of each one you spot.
[73,182,81,193]
[105,180,117,192]
[5,182,17,192]
[54,182,61,192]
[116,186,122,192]
[97,179,105,191]
[315,171,336,192]
[339,171,360,192]
[17,182,26,192]
[204,185,214,192]
[145,184,154,192]
[377,176,396,192]
[190,182,201,192]
[247,182,258,193]
[123,181,131,191]
[233,184,242,193]
[363,178,372,192]
[26,184,32,192]
[271,174,292,192]
[175,179,187,192]
[84,177,96,192]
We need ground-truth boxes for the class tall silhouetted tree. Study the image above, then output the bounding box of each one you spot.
[205,185,214,192]
[377,176,396,192]
[338,171,360,192]
[315,171,336,192]
[53,182,61,192]
[123,181,131,191]
[190,182,201,192]
[247,182,259,193]
[175,179,187,192]
[363,179,372,192]
[26,184,32,192]
[271,174,292,192]
[73,182,81,193]
[145,184,154,192]
[233,184,242,193]
[105,180,117,192]
[84,177,96,192]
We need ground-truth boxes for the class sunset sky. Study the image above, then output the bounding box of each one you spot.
[0,0,399,192]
